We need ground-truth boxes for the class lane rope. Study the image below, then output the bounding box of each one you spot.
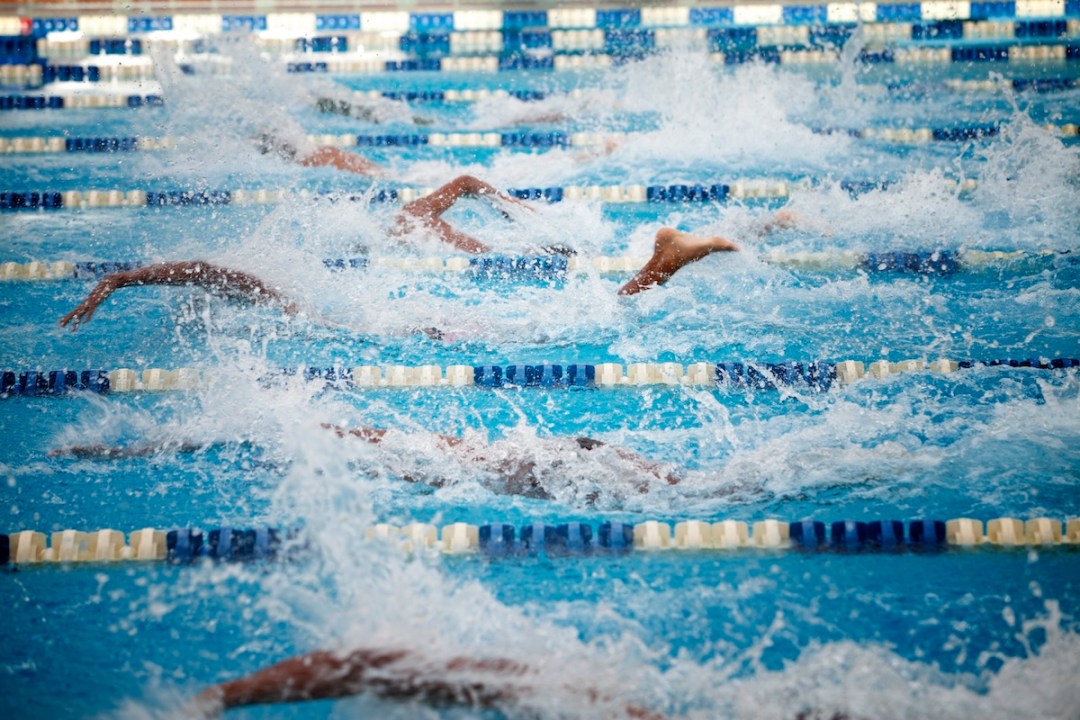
[1,122,1077,155]
[0,248,1062,284]
[2,43,1079,89]
[4,517,1079,565]
[0,177,983,211]
[4,78,1079,113]
[6,6,1077,41]
[1,359,1076,397]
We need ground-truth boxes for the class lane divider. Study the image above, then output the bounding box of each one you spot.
[6,6,1078,40]
[5,77,1079,113]
[0,94,165,110]
[2,41,1077,84]
[15,22,1080,64]
[0,89,559,112]
[2,359,1076,397]
[5,518,1079,565]
[0,248,1059,284]
[1,124,1076,155]
[10,43,1080,82]
[0,177,983,211]
[21,18,1080,57]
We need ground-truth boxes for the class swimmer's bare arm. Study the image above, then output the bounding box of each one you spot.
[59,261,298,330]
[192,648,662,718]
[300,147,385,178]
[194,649,527,713]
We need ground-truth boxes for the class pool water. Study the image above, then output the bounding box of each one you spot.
[2,33,1079,720]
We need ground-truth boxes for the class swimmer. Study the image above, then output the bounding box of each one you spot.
[345,423,681,496]
[315,96,434,125]
[255,131,385,178]
[52,423,681,499]
[59,216,744,330]
[189,646,662,718]
[59,175,534,330]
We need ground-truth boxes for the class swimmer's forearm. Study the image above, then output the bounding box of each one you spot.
[321,423,387,444]
[206,649,404,708]
[61,261,292,329]
[111,262,292,308]
[51,440,217,459]
[320,423,463,448]
[300,147,384,178]
[204,649,523,710]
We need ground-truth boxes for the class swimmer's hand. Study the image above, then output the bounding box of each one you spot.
[185,688,225,719]
[490,192,536,220]
[60,275,119,330]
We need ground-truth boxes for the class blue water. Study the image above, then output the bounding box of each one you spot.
[1,48,1079,719]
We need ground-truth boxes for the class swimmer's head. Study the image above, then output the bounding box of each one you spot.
[254,132,298,161]
[315,97,352,117]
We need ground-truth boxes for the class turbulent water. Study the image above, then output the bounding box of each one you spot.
[1,36,1078,720]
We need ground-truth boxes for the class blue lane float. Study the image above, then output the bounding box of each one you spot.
[0,192,63,210]
[467,255,570,280]
[89,38,142,55]
[861,251,963,274]
[145,190,231,206]
[41,65,101,83]
[166,527,297,563]
[715,361,837,391]
[0,370,109,397]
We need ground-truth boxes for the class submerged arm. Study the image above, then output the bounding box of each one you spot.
[320,423,463,448]
[60,261,297,330]
[49,440,210,459]
[575,436,681,487]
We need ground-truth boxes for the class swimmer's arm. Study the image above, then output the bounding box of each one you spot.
[576,437,680,487]
[611,445,680,486]
[60,261,298,330]
[300,147,384,178]
[452,176,534,216]
[194,649,410,713]
[320,423,464,448]
[572,137,622,163]
[49,440,210,459]
[194,648,527,713]
[193,648,662,718]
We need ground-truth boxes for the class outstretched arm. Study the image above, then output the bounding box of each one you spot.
[320,423,463,448]
[195,649,524,713]
[193,647,662,718]
[49,440,209,459]
[300,146,385,178]
[59,261,298,330]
